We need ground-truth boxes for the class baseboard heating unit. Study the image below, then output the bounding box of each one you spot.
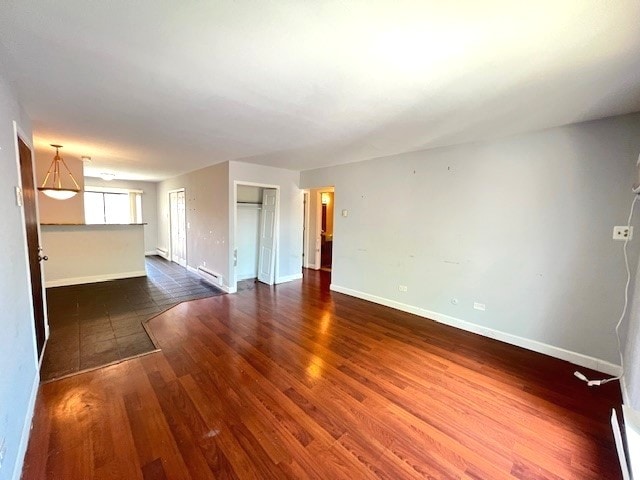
[197,266,223,287]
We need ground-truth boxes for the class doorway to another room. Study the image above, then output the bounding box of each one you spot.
[304,187,335,272]
[320,191,334,271]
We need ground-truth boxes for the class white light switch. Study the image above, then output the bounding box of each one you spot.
[15,186,23,206]
[342,209,348,217]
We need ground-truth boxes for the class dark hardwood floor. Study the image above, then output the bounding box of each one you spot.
[23,269,622,479]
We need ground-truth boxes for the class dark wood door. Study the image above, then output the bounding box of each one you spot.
[18,137,46,358]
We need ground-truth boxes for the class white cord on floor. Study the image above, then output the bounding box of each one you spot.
[575,194,639,387]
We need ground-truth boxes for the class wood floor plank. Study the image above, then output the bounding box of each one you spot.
[22,270,623,479]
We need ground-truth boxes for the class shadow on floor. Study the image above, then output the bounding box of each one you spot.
[41,256,225,381]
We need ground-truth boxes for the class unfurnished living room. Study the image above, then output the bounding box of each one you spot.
[2,2,640,479]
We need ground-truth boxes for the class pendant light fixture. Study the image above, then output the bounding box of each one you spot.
[38,144,81,200]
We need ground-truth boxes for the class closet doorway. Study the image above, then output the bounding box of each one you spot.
[234,184,279,287]
[236,185,263,281]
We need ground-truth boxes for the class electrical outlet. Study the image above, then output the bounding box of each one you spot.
[398,285,408,292]
[473,302,486,311]
[613,226,633,241]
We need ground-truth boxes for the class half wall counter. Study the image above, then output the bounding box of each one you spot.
[40,223,146,287]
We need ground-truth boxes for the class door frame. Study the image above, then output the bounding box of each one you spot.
[13,121,49,366]
[303,186,335,270]
[168,188,187,267]
[302,191,311,268]
[231,181,280,293]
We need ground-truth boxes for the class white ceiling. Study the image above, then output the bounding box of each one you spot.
[1,1,640,181]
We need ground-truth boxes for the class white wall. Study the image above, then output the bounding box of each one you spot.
[84,177,158,254]
[157,162,230,287]
[0,71,39,480]
[229,161,303,287]
[301,114,640,371]
[41,225,146,287]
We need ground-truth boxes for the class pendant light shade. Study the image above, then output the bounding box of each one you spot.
[38,144,81,200]
[39,188,79,200]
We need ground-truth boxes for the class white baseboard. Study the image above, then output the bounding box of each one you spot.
[156,248,169,260]
[330,284,622,376]
[45,270,147,288]
[12,371,39,480]
[276,273,303,284]
[144,250,157,256]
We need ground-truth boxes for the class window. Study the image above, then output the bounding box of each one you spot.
[84,187,143,224]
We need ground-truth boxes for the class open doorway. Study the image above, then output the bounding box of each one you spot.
[169,188,186,267]
[233,182,279,290]
[304,187,335,271]
[319,191,334,271]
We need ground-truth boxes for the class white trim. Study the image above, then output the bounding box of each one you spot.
[168,188,186,266]
[45,270,147,288]
[11,371,39,480]
[276,273,303,284]
[303,191,311,269]
[156,247,169,260]
[612,409,631,480]
[144,250,157,256]
[314,190,322,269]
[330,284,622,376]
[622,405,640,479]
